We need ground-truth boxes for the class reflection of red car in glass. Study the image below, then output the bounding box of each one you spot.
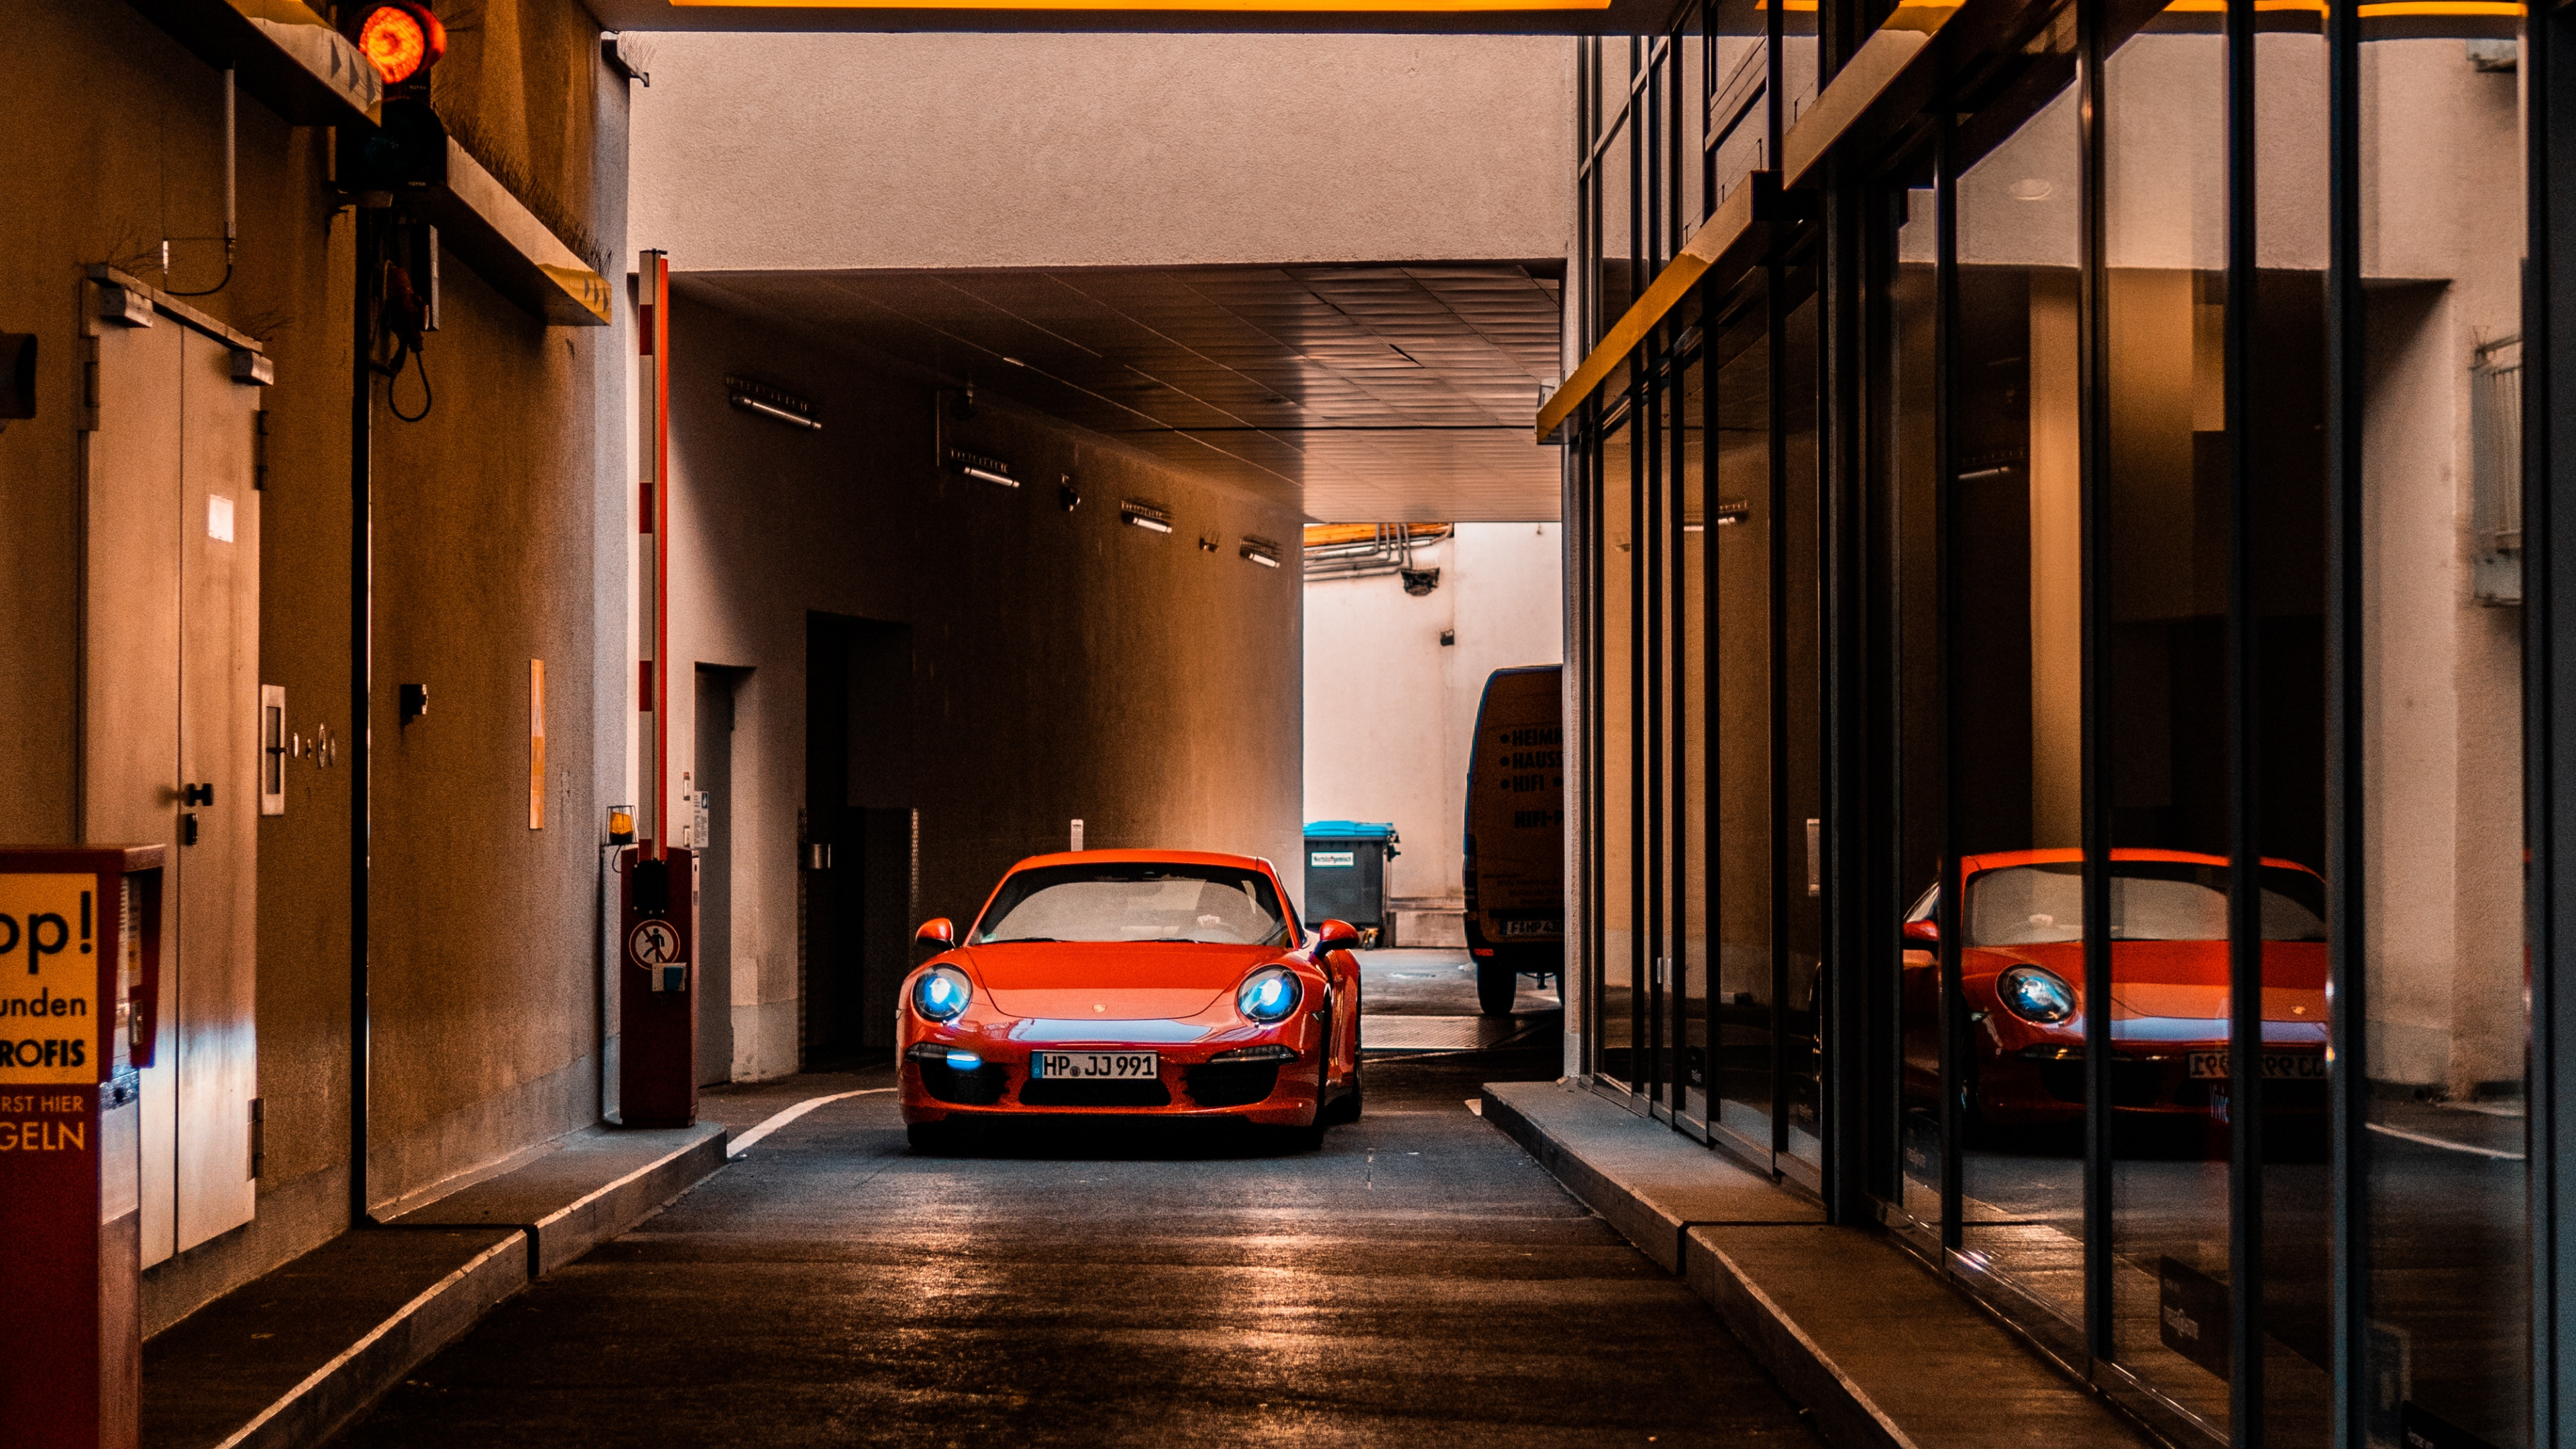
[898,850,1364,1149]
[1902,849,2328,1130]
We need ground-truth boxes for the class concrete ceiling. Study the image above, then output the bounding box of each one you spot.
[684,264,1566,522]
[592,0,1678,35]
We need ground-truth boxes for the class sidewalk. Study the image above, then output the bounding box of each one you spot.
[1479,1079,2162,1449]
[141,1122,725,1449]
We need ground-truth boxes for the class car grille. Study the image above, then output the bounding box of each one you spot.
[1183,1062,1281,1108]
[918,1060,1008,1106]
[1018,1078,1173,1108]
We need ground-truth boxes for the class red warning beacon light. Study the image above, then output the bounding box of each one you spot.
[350,3,446,87]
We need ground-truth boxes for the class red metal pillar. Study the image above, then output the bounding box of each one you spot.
[0,846,163,1449]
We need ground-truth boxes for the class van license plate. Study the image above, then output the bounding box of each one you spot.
[1030,1052,1158,1080]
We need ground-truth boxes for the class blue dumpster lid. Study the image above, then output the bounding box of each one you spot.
[1303,820,1399,841]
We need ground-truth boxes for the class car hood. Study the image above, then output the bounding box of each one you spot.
[960,941,1289,1020]
[1966,940,2328,1038]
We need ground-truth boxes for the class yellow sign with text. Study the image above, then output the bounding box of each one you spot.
[0,873,100,1084]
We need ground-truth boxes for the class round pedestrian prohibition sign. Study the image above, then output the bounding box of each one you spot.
[628,918,682,966]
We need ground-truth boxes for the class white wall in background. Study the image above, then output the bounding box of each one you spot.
[1303,523,1562,903]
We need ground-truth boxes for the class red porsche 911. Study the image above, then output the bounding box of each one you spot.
[898,849,1364,1149]
[1901,848,2329,1132]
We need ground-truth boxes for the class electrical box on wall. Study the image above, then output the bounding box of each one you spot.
[260,686,286,815]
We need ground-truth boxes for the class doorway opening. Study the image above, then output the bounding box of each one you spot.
[803,614,915,1068]
[694,665,749,1086]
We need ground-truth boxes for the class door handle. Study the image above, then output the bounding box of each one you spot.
[181,782,214,806]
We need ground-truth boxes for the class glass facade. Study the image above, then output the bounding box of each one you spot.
[1564,0,2569,1442]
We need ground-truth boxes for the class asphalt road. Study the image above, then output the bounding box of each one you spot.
[334,973,1821,1447]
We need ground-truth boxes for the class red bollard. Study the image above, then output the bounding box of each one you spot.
[0,846,163,1449]
[616,845,698,1128]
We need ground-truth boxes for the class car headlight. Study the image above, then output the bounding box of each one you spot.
[1236,967,1301,1024]
[912,965,973,1022]
[1997,965,2077,1025]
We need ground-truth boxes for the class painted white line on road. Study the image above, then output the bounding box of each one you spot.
[729,1089,894,1157]
[2365,1120,2526,1161]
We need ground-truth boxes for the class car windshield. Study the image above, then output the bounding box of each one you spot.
[973,863,1293,946]
[1964,861,2326,946]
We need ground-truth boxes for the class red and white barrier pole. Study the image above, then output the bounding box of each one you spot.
[637,249,669,861]
[619,249,696,1126]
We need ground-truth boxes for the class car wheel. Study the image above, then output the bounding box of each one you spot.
[1321,1060,1364,1125]
[1475,958,1517,1016]
[1954,1081,1988,1149]
[1268,1121,1327,1152]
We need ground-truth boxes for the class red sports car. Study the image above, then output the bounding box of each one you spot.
[898,849,1364,1148]
[1902,848,2329,1131]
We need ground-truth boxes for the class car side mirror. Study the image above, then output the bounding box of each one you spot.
[1314,919,1362,955]
[1902,918,1939,943]
[915,917,955,951]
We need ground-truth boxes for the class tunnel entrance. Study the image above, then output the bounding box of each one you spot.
[803,614,916,1067]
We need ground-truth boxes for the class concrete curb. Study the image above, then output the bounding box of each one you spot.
[154,1124,735,1449]
[522,1126,729,1276]
[1480,1080,2159,1449]
[213,1232,527,1449]
[397,1122,729,1277]
[1478,1084,1897,1446]
[1679,1230,1918,1449]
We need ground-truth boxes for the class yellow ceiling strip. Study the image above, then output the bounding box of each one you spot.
[1532,182,1766,443]
[679,0,1610,9]
[2159,0,2519,11]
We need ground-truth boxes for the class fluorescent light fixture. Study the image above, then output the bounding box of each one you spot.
[726,374,820,431]
[1682,503,1748,533]
[737,396,820,429]
[1121,501,1174,534]
[1239,536,1282,568]
[948,446,1017,487]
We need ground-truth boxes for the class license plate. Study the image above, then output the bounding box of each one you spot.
[1499,917,1561,938]
[1029,1051,1159,1080]
[2186,1051,2326,1081]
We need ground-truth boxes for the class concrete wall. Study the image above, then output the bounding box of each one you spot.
[666,292,1307,1079]
[1303,524,1563,904]
[2355,41,2527,1095]
[0,0,631,1331]
[629,34,1574,272]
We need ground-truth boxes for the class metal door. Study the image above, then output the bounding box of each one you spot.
[82,281,262,1265]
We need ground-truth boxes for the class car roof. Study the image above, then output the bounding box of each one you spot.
[1958,847,2321,878]
[1004,848,1277,873]
[968,849,1297,935]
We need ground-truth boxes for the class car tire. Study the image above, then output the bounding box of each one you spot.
[1269,1121,1327,1152]
[1475,958,1518,1016]
[1321,1062,1364,1125]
